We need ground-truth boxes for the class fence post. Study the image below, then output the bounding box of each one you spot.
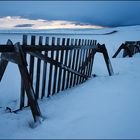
[15,42,43,123]
[97,43,114,76]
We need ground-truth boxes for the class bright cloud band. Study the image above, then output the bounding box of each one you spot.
[0,16,104,29]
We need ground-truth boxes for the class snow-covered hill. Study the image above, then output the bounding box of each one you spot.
[0,25,140,139]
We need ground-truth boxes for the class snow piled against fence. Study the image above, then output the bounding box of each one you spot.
[0,25,140,139]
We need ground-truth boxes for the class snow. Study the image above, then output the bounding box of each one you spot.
[0,25,140,139]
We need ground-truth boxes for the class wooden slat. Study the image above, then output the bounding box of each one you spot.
[73,39,81,86]
[76,39,83,85]
[29,36,35,88]
[41,37,49,99]
[80,39,86,83]
[61,38,70,91]
[88,40,96,76]
[57,38,65,93]
[52,38,60,95]
[27,36,36,107]
[70,39,77,88]
[81,39,88,82]
[35,36,43,99]
[84,40,89,78]
[20,35,27,109]
[48,37,55,97]
[86,40,91,77]
[66,39,74,89]
[87,40,93,77]
[77,39,84,84]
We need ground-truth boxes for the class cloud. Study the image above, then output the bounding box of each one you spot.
[0,16,104,29]
[14,24,34,28]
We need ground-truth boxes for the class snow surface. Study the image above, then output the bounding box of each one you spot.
[0,25,140,139]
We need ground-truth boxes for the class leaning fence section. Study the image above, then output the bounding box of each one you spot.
[0,34,113,123]
[5,35,97,110]
[26,36,95,108]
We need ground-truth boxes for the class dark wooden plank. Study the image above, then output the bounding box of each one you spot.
[57,38,65,93]
[76,39,84,85]
[29,36,35,88]
[20,35,27,109]
[41,37,49,99]
[66,39,74,89]
[35,36,43,99]
[26,35,36,107]
[88,40,96,76]
[73,39,81,86]
[77,39,84,84]
[81,39,88,82]
[84,40,90,79]
[48,37,55,97]
[80,39,86,83]
[70,39,77,88]
[86,40,91,77]
[61,38,70,91]
[87,40,93,77]
[52,38,60,95]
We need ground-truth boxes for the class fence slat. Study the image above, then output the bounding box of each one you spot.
[25,35,36,106]
[41,37,49,99]
[81,39,88,83]
[62,38,70,91]
[78,39,85,84]
[87,40,93,77]
[88,40,96,76]
[48,37,55,97]
[66,39,74,89]
[76,39,83,85]
[70,39,77,87]
[35,36,43,99]
[57,38,65,93]
[77,39,84,84]
[84,40,89,79]
[52,38,60,95]
[73,39,81,86]
[20,35,27,109]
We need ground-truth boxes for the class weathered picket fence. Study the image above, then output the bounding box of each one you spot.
[112,41,140,58]
[0,35,113,124]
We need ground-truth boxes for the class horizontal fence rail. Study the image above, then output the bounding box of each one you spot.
[0,34,113,124]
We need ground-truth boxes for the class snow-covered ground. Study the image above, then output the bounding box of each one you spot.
[0,25,140,139]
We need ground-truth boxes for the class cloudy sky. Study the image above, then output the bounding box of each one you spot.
[0,1,140,29]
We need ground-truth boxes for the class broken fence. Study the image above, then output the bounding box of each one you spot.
[0,35,114,124]
[112,41,140,58]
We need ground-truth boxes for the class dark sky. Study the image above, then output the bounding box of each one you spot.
[0,1,140,27]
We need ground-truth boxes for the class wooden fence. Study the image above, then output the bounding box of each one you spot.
[0,35,114,124]
[112,41,140,58]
